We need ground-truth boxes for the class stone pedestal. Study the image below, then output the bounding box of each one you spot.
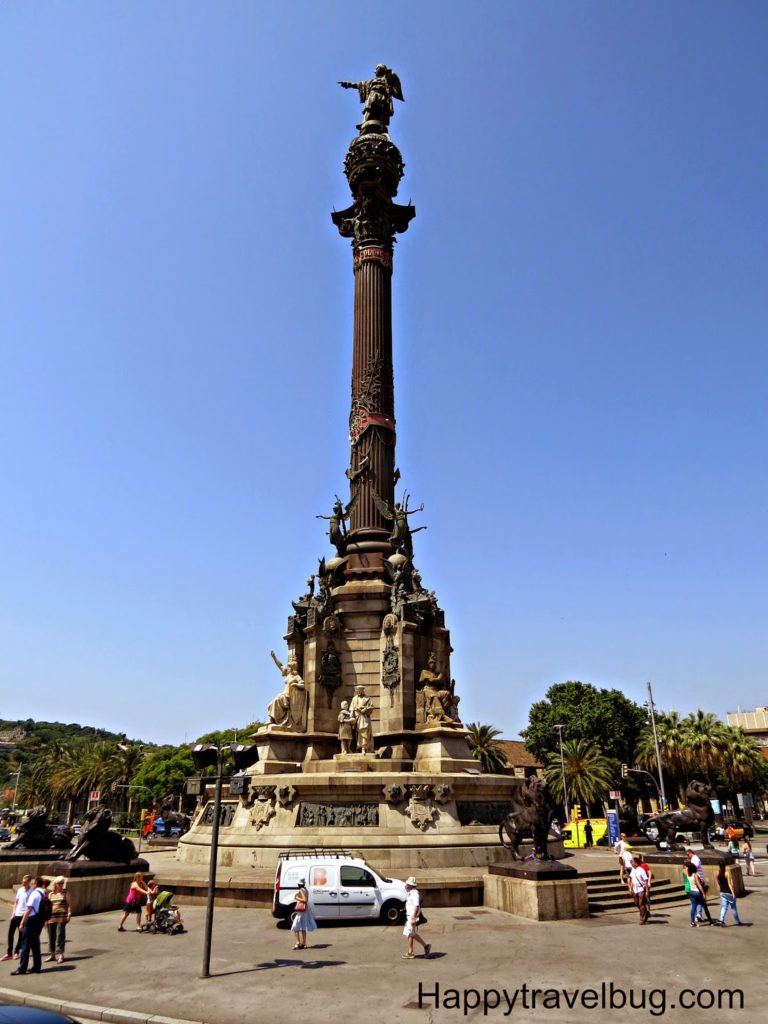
[413,727,476,773]
[250,730,331,774]
[483,862,589,921]
[332,753,380,772]
[45,858,150,916]
[0,851,67,890]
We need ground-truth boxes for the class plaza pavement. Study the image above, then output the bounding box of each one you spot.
[1,847,767,1024]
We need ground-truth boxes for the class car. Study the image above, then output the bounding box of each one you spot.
[0,828,11,842]
[272,850,409,924]
[0,1006,79,1024]
[714,820,754,841]
[151,817,182,838]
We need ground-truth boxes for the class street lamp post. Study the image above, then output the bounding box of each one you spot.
[191,742,259,979]
[646,681,668,811]
[553,724,569,824]
[10,770,22,814]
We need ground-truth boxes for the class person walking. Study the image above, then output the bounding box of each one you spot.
[717,862,743,927]
[402,876,431,960]
[2,875,31,961]
[117,872,150,932]
[45,877,71,963]
[684,861,713,926]
[639,856,653,916]
[627,856,649,925]
[290,880,317,950]
[686,849,707,922]
[614,834,630,883]
[583,820,594,848]
[12,877,46,975]
[741,838,756,876]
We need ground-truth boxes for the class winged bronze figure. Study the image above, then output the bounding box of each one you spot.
[372,490,426,558]
[316,493,358,555]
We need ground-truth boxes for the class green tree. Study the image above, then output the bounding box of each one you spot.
[522,682,646,764]
[466,723,508,774]
[543,738,615,815]
[133,746,196,801]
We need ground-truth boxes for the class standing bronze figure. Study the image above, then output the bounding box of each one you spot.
[339,65,404,134]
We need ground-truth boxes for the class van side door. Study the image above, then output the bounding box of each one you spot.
[308,863,339,919]
[339,864,379,918]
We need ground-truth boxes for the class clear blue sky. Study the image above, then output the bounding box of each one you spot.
[1,2,766,746]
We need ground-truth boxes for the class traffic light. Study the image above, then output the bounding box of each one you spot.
[572,804,581,821]
[621,764,628,779]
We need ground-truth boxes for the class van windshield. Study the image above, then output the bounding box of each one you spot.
[362,861,390,883]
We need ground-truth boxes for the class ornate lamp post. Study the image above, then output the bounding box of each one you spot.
[191,742,258,979]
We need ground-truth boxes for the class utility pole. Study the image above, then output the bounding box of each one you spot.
[646,681,667,811]
[10,769,22,814]
[554,724,570,823]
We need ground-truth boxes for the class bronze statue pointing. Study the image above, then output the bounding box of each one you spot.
[339,64,404,134]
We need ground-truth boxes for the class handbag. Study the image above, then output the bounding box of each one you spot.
[295,900,307,912]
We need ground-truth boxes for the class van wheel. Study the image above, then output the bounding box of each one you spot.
[381,900,405,925]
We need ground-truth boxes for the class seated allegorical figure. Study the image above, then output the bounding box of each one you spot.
[267,650,308,731]
[417,652,461,726]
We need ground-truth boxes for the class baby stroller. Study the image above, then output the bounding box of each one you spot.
[144,890,185,934]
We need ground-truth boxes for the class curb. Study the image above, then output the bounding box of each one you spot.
[0,989,205,1024]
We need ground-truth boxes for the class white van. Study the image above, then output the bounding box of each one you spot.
[272,850,408,924]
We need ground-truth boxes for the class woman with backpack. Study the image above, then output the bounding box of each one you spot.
[45,876,71,963]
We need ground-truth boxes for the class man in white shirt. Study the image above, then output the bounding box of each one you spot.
[401,876,431,960]
[2,874,31,961]
[12,876,45,975]
[627,855,649,925]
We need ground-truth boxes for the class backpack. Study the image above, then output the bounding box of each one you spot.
[37,892,53,925]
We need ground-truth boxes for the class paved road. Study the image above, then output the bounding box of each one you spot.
[1,851,767,1024]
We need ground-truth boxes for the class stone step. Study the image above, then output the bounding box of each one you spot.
[585,875,688,915]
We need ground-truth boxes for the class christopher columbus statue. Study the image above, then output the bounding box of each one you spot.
[339,64,404,133]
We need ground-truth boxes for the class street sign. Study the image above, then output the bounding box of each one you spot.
[609,790,622,800]
[606,809,620,846]
[89,790,101,802]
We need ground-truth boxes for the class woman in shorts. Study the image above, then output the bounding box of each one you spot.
[118,872,150,932]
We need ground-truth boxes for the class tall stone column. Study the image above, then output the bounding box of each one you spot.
[332,131,414,577]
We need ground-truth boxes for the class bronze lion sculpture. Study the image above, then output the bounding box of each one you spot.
[498,776,557,860]
[641,780,715,850]
[2,805,72,851]
[65,805,137,863]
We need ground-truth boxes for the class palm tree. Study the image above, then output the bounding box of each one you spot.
[543,738,614,815]
[720,726,762,795]
[466,723,508,774]
[635,710,690,804]
[109,744,147,814]
[58,740,119,808]
[681,710,728,786]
